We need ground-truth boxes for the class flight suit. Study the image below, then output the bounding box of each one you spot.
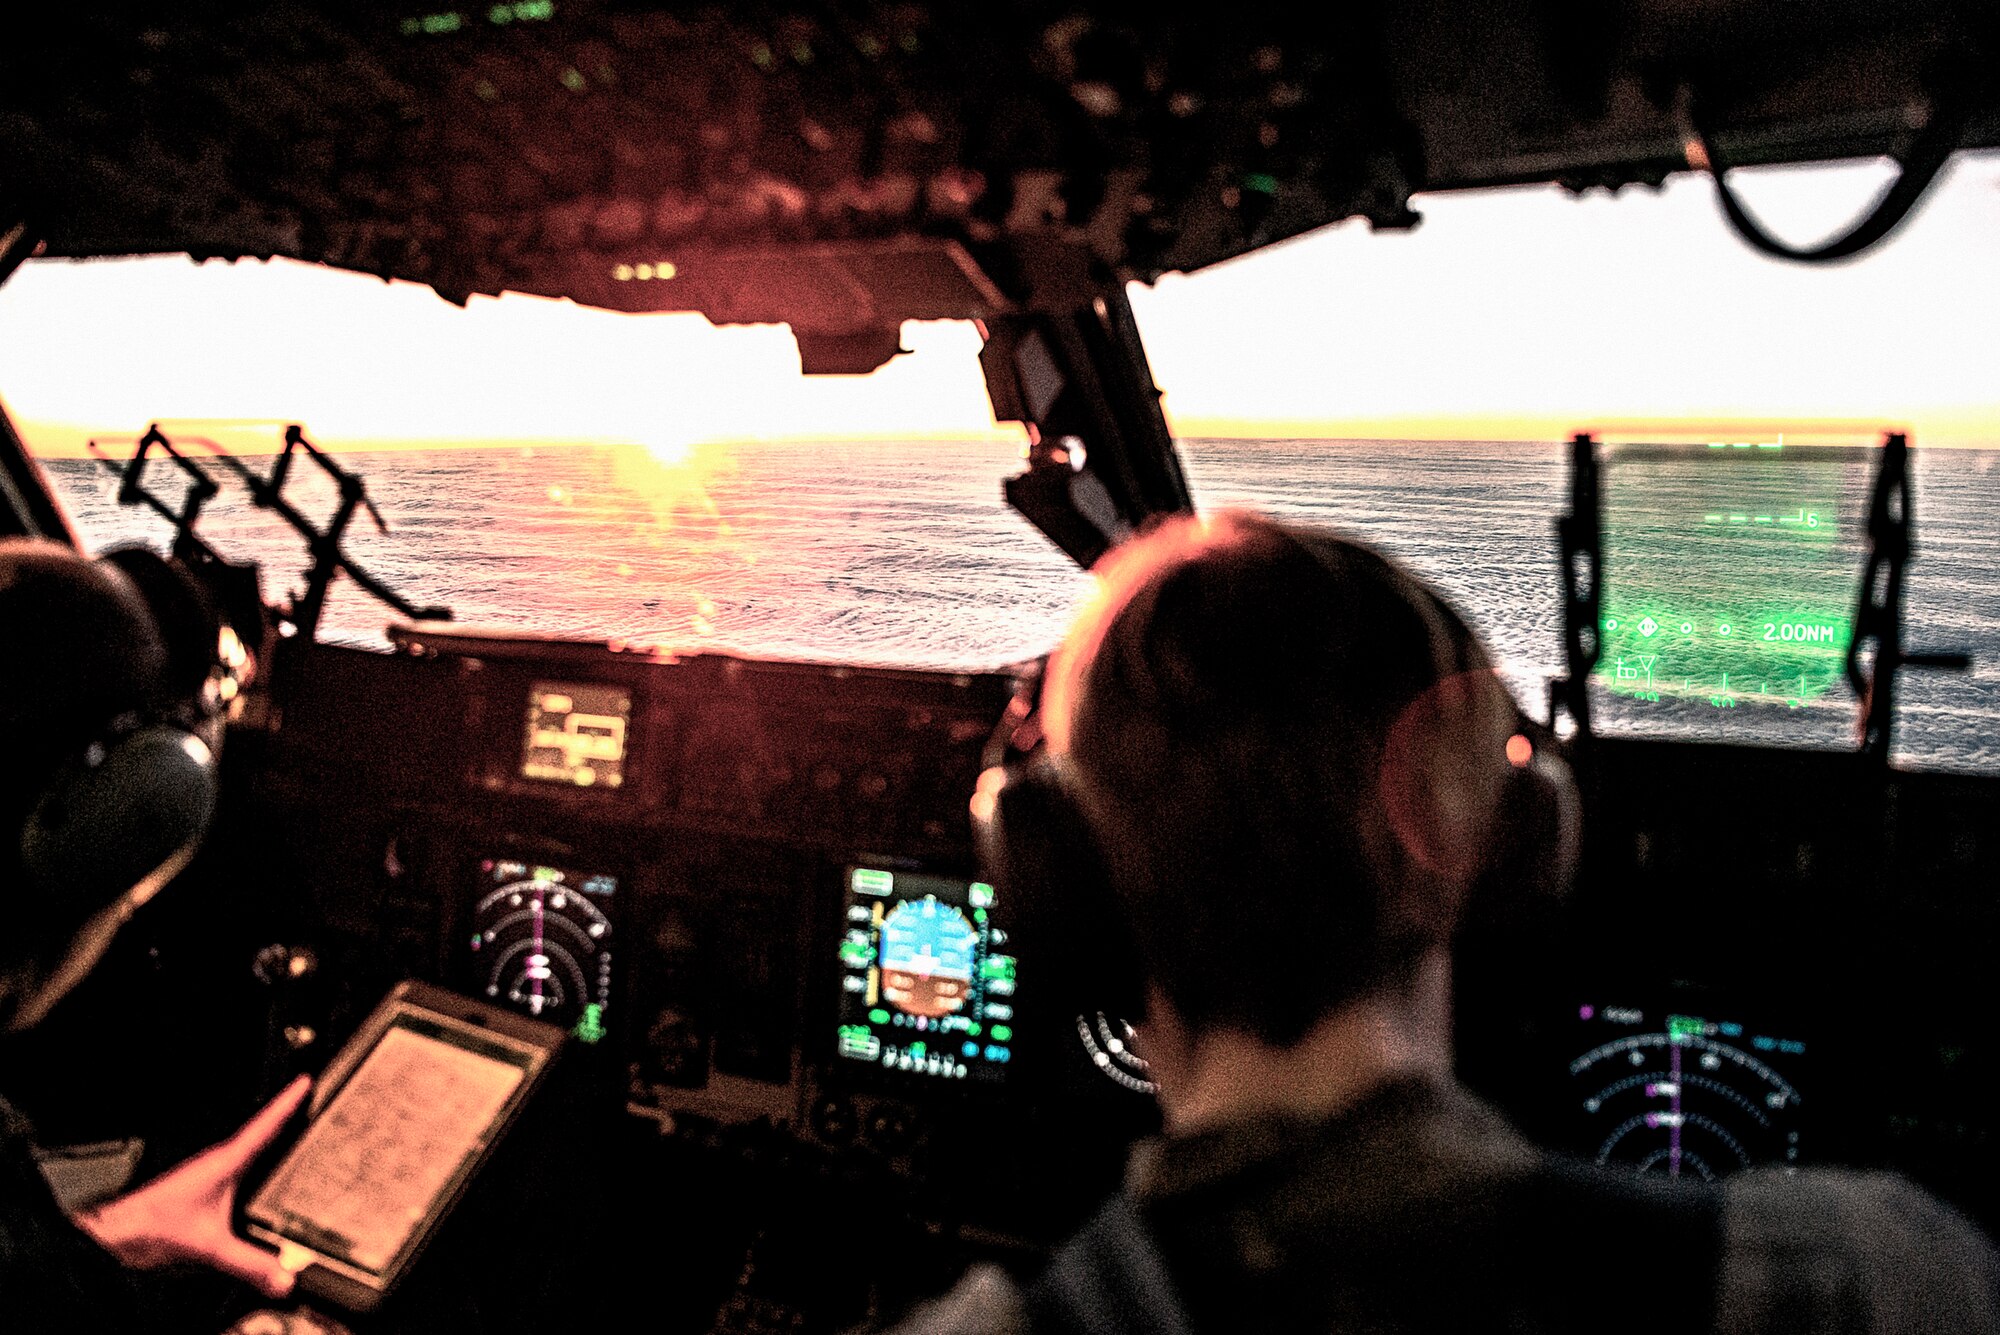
[0,1094,144,1332]
[887,1080,2000,1334]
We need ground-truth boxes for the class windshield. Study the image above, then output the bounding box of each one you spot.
[8,152,1998,769]
[1138,152,2000,774]
[4,289,1092,669]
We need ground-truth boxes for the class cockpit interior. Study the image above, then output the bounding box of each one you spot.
[4,3,1999,1331]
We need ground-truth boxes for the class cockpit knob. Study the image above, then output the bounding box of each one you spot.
[645,1005,706,1085]
[809,1095,857,1145]
[863,1103,916,1153]
[252,944,317,985]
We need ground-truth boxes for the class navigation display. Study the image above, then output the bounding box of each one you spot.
[1567,1001,1805,1179]
[469,859,615,1042]
[1597,439,1870,725]
[520,680,631,789]
[835,867,1014,1083]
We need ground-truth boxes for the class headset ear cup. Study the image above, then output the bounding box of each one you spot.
[1455,730,1581,1085]
[97,547,221,705]
[976,755,1148,1029]
[1478,730,1581,910]
[20,726,218,905]
[1529,745,1582,896]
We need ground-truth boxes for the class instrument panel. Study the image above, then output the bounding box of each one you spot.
[257,632,1136,1231]
[20,627,1995,1335]
[234,630,2000,1248]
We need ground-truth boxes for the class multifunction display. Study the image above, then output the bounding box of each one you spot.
[469,858,615,1042]
[520,680,631,789]
[835,867,1015,1083]
[1567,1001,1805,1179]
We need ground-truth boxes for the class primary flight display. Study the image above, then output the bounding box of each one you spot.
[835,867,1017,1083]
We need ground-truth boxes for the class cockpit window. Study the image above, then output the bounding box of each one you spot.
[3,268,1088,670]
[1141,152,2000,774]
[7,154,1997,771]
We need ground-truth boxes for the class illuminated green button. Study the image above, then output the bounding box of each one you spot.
[990,1025,1013,1042]
[868,1008,890,1025]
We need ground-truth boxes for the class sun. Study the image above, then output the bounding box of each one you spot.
[641,436,692,465]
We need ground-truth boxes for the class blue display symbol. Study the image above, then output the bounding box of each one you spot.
[879,897,978,1020]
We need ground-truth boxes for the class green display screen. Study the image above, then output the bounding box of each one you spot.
[1598,443,1871,711]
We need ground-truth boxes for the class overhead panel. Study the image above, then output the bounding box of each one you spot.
[0,2,1992,319]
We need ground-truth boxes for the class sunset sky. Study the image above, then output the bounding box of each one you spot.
[3,150,1996,456]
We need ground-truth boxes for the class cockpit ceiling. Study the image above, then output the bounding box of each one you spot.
[3,1,1995,324]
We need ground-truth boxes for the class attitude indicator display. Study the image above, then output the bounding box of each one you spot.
[521,680,631,789]
[835,867,1014,1083]
[470,858,615,1042]
[1597,441,1869,713]
[1568,1003,1804,1179]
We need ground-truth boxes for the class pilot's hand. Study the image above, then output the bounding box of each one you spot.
[75,1075,312,1297]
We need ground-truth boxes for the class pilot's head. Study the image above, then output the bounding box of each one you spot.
[1037,511,1569,1053]
[0,538,221,1031]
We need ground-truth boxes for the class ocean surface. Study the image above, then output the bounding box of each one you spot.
[38,439,2000,775]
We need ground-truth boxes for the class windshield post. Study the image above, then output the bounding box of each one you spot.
[979,285,1193,568]
[0,212,38,289]
[1,395,77,542]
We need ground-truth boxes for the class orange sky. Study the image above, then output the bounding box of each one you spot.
[4,152,1997,456]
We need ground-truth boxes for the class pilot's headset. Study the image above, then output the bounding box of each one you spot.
[972,516,1581,1037]
[3,541,226,927]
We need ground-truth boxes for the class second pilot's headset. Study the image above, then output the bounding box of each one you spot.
[8,543,227,919]
[972,516,1581,1031]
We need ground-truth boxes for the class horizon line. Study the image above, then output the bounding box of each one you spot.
[17,413,2000,458]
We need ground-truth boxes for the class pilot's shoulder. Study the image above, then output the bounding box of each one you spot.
[1720,1167,2000,1333]
[871,1263,1030,1335]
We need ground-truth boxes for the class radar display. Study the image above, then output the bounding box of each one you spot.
[470,859,615,1042]
[521,680,631,789]
[1597,441,1868,713]
[836,867,1014,1083]
[1568,1003,1804,1179]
